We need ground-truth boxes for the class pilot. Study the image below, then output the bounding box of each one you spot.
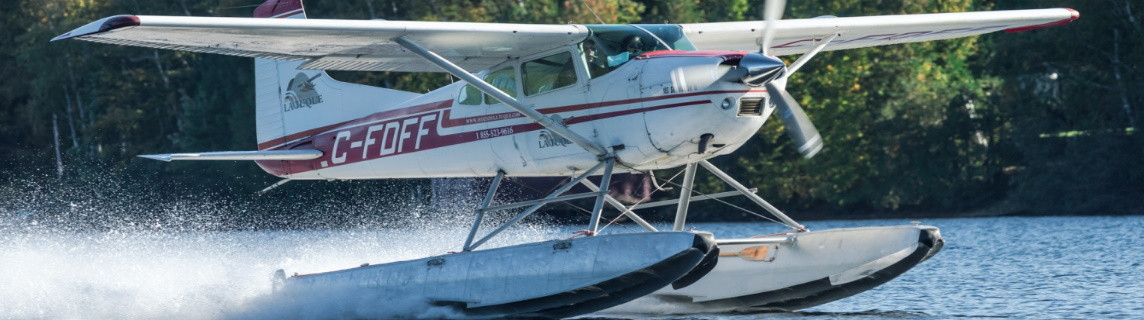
[607,35,643,67]
[581,39,609,77]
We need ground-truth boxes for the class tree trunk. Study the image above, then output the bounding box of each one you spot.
[365,0,376,19]
[63,85,79,149]
[1112,29,1137,129]
[53,113,64,179]
[64,59,88,132]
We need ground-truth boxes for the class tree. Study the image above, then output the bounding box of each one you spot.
[984,0,1144,214]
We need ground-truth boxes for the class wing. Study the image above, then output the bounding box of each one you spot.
[54,8,1075,71]
[53,15,588,72]
[682,8,1078,56]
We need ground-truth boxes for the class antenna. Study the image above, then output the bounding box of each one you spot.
[577,0,607,24]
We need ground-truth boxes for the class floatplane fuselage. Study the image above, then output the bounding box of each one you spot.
[255,47,769,180]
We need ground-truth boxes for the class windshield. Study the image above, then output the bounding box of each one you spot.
[585,24,696,53]
[581,25,696,77]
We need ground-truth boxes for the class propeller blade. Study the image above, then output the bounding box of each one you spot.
[765,81,823,158]
[760,0,786,55]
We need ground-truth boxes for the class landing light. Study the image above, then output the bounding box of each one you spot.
[721,98,734,110]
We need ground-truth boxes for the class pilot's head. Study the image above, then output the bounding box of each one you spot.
[583,39,599,59]
[622,35,643,55]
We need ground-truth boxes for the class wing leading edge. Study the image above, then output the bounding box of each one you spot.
[53,15,589,72]
[683,8,1078,56]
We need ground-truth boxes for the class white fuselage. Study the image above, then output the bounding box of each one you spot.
[257,50,772,179]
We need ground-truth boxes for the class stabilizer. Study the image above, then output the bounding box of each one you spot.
[138,150,323,162]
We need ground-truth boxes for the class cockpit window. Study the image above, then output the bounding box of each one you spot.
[484,67,518,104]
[458,84,482,105]
[457,67,519,105]
[523,51,578,96]
[581,24,696,75]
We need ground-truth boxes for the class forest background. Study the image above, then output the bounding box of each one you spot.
[1,0,1141,230]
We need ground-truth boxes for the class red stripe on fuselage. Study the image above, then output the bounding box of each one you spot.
[440,89,765,128]
[256,98,714,176]
[264,90,765,151]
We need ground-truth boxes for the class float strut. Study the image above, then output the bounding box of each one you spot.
[673,163,698,231]
[579,179,658,232]
[468,161,608,250]
[699,160,806,231]
[586,158,615,234]
[463,171,504,251]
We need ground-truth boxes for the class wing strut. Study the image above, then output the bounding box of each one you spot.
[786,33,839,76]
[393,36,609,157]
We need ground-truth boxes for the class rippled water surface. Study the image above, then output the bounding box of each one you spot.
[675,216,1144,320]
[2,215,1141,319]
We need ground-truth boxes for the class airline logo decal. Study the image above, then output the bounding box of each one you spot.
[283,73,325,112]
[537,130,572,148]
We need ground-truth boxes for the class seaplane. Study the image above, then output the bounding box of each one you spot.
[53,0,1077,317]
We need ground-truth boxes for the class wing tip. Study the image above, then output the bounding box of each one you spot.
[1004,8,1079,33]
[1067,8,1080,20]
[52,15,140,41]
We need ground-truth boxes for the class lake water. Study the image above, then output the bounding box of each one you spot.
[2,215,1141,319]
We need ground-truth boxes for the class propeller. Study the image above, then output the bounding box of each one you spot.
[759,0,786,55]
[743,0,823,159]
[765,79,823,158]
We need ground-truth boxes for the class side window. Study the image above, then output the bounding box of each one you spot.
[581,39,615,79]
[458,84,482,105]
[523,51,578,96]
[484,67,518,104]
